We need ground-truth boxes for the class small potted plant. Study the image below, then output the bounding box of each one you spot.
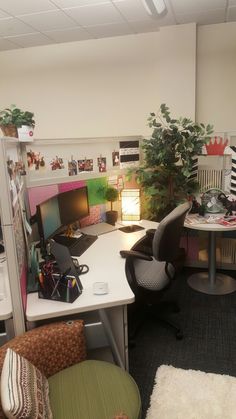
[0,105,35,140]
[104,186,119,225]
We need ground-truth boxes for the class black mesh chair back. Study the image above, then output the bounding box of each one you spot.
[153,202,191,262]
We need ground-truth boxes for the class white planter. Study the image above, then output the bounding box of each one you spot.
[17,125,34,142]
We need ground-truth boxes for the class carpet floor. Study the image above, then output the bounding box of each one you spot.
[128,267,236,419]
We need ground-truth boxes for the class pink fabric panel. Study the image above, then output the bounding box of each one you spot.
[80,204,105,227]
[20,262,27,312]
[28,184,59,215]
[58,180,86,194]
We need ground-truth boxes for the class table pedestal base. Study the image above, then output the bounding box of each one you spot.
[187,272,236,295]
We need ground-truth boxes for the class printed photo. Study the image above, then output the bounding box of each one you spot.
[27,150,45,171]
[68,158,78,176]
[78,159,94,172]
[97,157,107,173]
[112,151,120,167]
[50,156,64,171]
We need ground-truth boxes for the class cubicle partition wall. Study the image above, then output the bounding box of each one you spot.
[0,137,28,337]
[22,137,141,223]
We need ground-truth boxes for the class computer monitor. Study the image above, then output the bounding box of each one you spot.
[36,195,62,244]
[58,186,89,227]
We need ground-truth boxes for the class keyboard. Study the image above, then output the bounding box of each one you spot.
[53,235,78,247]
[54,234,98,257]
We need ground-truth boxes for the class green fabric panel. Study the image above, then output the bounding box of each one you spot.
[86,178,107,206]
[48,360,141,419]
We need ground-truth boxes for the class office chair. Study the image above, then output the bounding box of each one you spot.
[121,202,191,340]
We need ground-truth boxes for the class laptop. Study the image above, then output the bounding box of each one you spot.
[49,239,83,293]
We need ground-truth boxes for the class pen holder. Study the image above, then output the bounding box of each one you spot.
[38,273,81,303]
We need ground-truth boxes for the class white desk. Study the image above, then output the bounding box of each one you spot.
[26,220,157,369]
[185,216,236,295]
[0,258,14,341]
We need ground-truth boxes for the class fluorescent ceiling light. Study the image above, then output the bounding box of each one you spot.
[142,0,166,16]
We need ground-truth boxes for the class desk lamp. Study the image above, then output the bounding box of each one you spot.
[121,189,141,221]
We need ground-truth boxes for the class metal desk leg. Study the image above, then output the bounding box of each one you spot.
[99,308,125,370]
[188,231,236,295]
[5,318,15,341]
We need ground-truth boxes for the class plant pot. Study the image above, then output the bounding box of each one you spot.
[0,124,18,138]
[106,210,118,226]
[17,125,34,142]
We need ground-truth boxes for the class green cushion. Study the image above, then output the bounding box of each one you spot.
[48,360,141,419]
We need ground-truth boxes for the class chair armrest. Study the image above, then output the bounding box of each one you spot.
[0,320,87,378]
[120,250,153,261]
[146,228,156,238]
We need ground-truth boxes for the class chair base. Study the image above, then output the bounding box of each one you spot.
[128,301,183,345]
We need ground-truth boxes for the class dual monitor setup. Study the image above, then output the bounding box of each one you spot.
[36,186,97,257]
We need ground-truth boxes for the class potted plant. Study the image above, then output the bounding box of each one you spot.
[0,105,35,139]
[104,186,119,225]
[132,104,214,221]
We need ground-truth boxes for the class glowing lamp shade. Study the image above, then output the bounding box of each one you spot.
[121,189,141,221]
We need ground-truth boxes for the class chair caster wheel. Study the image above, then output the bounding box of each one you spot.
[176,330,183,340]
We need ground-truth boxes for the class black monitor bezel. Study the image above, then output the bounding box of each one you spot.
[58,186,90,227]
[36,195,63,245]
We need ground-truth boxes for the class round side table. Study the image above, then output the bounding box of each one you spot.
[185,217,236,295]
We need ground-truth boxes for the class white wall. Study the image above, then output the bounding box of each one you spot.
[158,23,196,121]
[1,21,236,138]
[197,22,236,132]
[0,34,160,139]
[0,25,197,139]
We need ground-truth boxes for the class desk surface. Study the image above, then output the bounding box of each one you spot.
[0,258,13,321]
[26,220,157,322]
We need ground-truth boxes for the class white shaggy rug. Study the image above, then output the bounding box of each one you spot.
[146,365,236,419]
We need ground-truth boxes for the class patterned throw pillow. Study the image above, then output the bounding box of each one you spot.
[1,348,53,419]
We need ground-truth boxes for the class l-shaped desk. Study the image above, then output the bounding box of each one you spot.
[26,220,157,370]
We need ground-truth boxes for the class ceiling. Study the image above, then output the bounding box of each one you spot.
[0,0,235,51]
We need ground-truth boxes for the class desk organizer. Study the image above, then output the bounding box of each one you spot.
[38,273,81,303]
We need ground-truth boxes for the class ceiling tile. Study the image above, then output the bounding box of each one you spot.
[170,0,226,14]
[52,0,108,7]
[19,10,78,32]
[64,3,123,26]
[45,27,93,42]
[176,9,226,25]
[0,18,36,36]
[0,0,57,15]
[4,32,54,47]
[113,0,150,21]
[129,19,160,32]
[0,9,10,18]
[0,37,20,50]
[227,6,236,21]
[86,21,133,37]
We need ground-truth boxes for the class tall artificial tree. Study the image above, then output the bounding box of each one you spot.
[134,104,214,220]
